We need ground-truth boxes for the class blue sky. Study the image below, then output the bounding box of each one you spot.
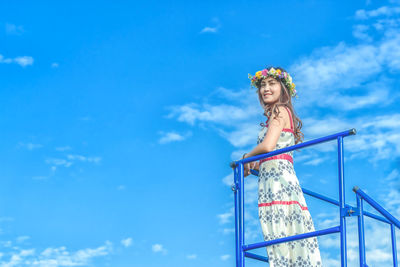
[1,0,400,266]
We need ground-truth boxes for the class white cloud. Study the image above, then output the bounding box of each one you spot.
[222,228,235,235]
[66,154,102,164]
[353,24,372,42]
[121,237,132,248]
[222,173,233,187]
[34,173,51,180]
[51,63,59,68]
[55,146,71,152]
[300,113,400,164]
[117,185,126,190]
[186,254,197,260]
[45,158,73,168]
[17,142,42,150]
[5,23,24,35]
[290,19,400,110]
[158,131,192,144]
[15,236,30,244]
[200,27,218,33]
[217,209,234,225]
[373,18,400,31]
[0,54,34,67]
[355,6,400,20]
[303,157,326,166]
[218,123,261,148]
[220,254,230,261]
[291,42,381,100]
[166,87,262,149]
[168,100,259,127]
[152,244,167,255]
[14,56,34,67]
[0,241,112,266]
[200,17,221,34]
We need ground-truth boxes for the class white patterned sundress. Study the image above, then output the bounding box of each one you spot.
[257,106,322,267]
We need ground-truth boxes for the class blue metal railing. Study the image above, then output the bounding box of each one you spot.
[229,128,400,266]
[353,186,400,266]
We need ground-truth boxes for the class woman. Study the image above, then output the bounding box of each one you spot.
[242,66,322,266]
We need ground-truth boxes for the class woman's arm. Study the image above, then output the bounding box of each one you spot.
[244,106,286,161]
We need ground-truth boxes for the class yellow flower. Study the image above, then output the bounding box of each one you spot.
[276,69,281,74]
[255,71,262,78]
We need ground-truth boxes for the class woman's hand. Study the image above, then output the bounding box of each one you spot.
[243,153,251,177]
[232,153,257,177]
[253,161,260,171]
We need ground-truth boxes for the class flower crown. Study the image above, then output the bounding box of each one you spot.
[248,67,298,98]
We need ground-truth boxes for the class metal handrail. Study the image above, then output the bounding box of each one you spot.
[232,128,356,266]
[353,186,400,229]
[230,128,356,168]
[352,186,399,266]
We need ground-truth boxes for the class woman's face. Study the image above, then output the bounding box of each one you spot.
[259,76,282,104]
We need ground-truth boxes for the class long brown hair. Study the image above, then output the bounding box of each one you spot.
[256,66,304,145]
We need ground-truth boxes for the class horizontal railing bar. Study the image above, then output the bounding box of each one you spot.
[303,188,391,224]
[353,186,400,229]
[230,128,356,167]
[363,210,391,224]
[243,226,340,251]
[244,252,269,262]
[248,174,391,224]
[302,187,339,206]
[250,169,259,176]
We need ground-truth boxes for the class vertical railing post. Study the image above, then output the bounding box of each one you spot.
[391,224,398,267]
[233,166,240,267]
[338,136,347,266]
[356,195,366,266]
[238,162,245,267]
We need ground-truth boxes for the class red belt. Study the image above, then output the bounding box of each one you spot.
[258,200,308,210]
[259,154,293,164]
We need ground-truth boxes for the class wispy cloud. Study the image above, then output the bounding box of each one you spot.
[200,26,218,33]
[200,17,221,34]
[0,54,34,67]
[158,131,192,144]
[290,8,400,111]
[45,158,73,168]
[121,237,133,248]
[17,142,43,150]
[5,23,24,35]
[352,24,373,42]
[66,154,102,164]
[355,6,400,20]
[186,254,197,260]
[220,254,230,261]
[16,236,30,244]
[152,243,167,255]
[0,240,112,266]
[217,208,234,225]
[167,101,259,126]
[14,56,33,67]
[117,185,126,190]
[55,146,71,152]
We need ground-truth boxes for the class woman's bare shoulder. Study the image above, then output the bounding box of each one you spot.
[271,106,290,128]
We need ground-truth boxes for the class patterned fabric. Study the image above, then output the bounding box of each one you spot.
[257,107,322,267]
